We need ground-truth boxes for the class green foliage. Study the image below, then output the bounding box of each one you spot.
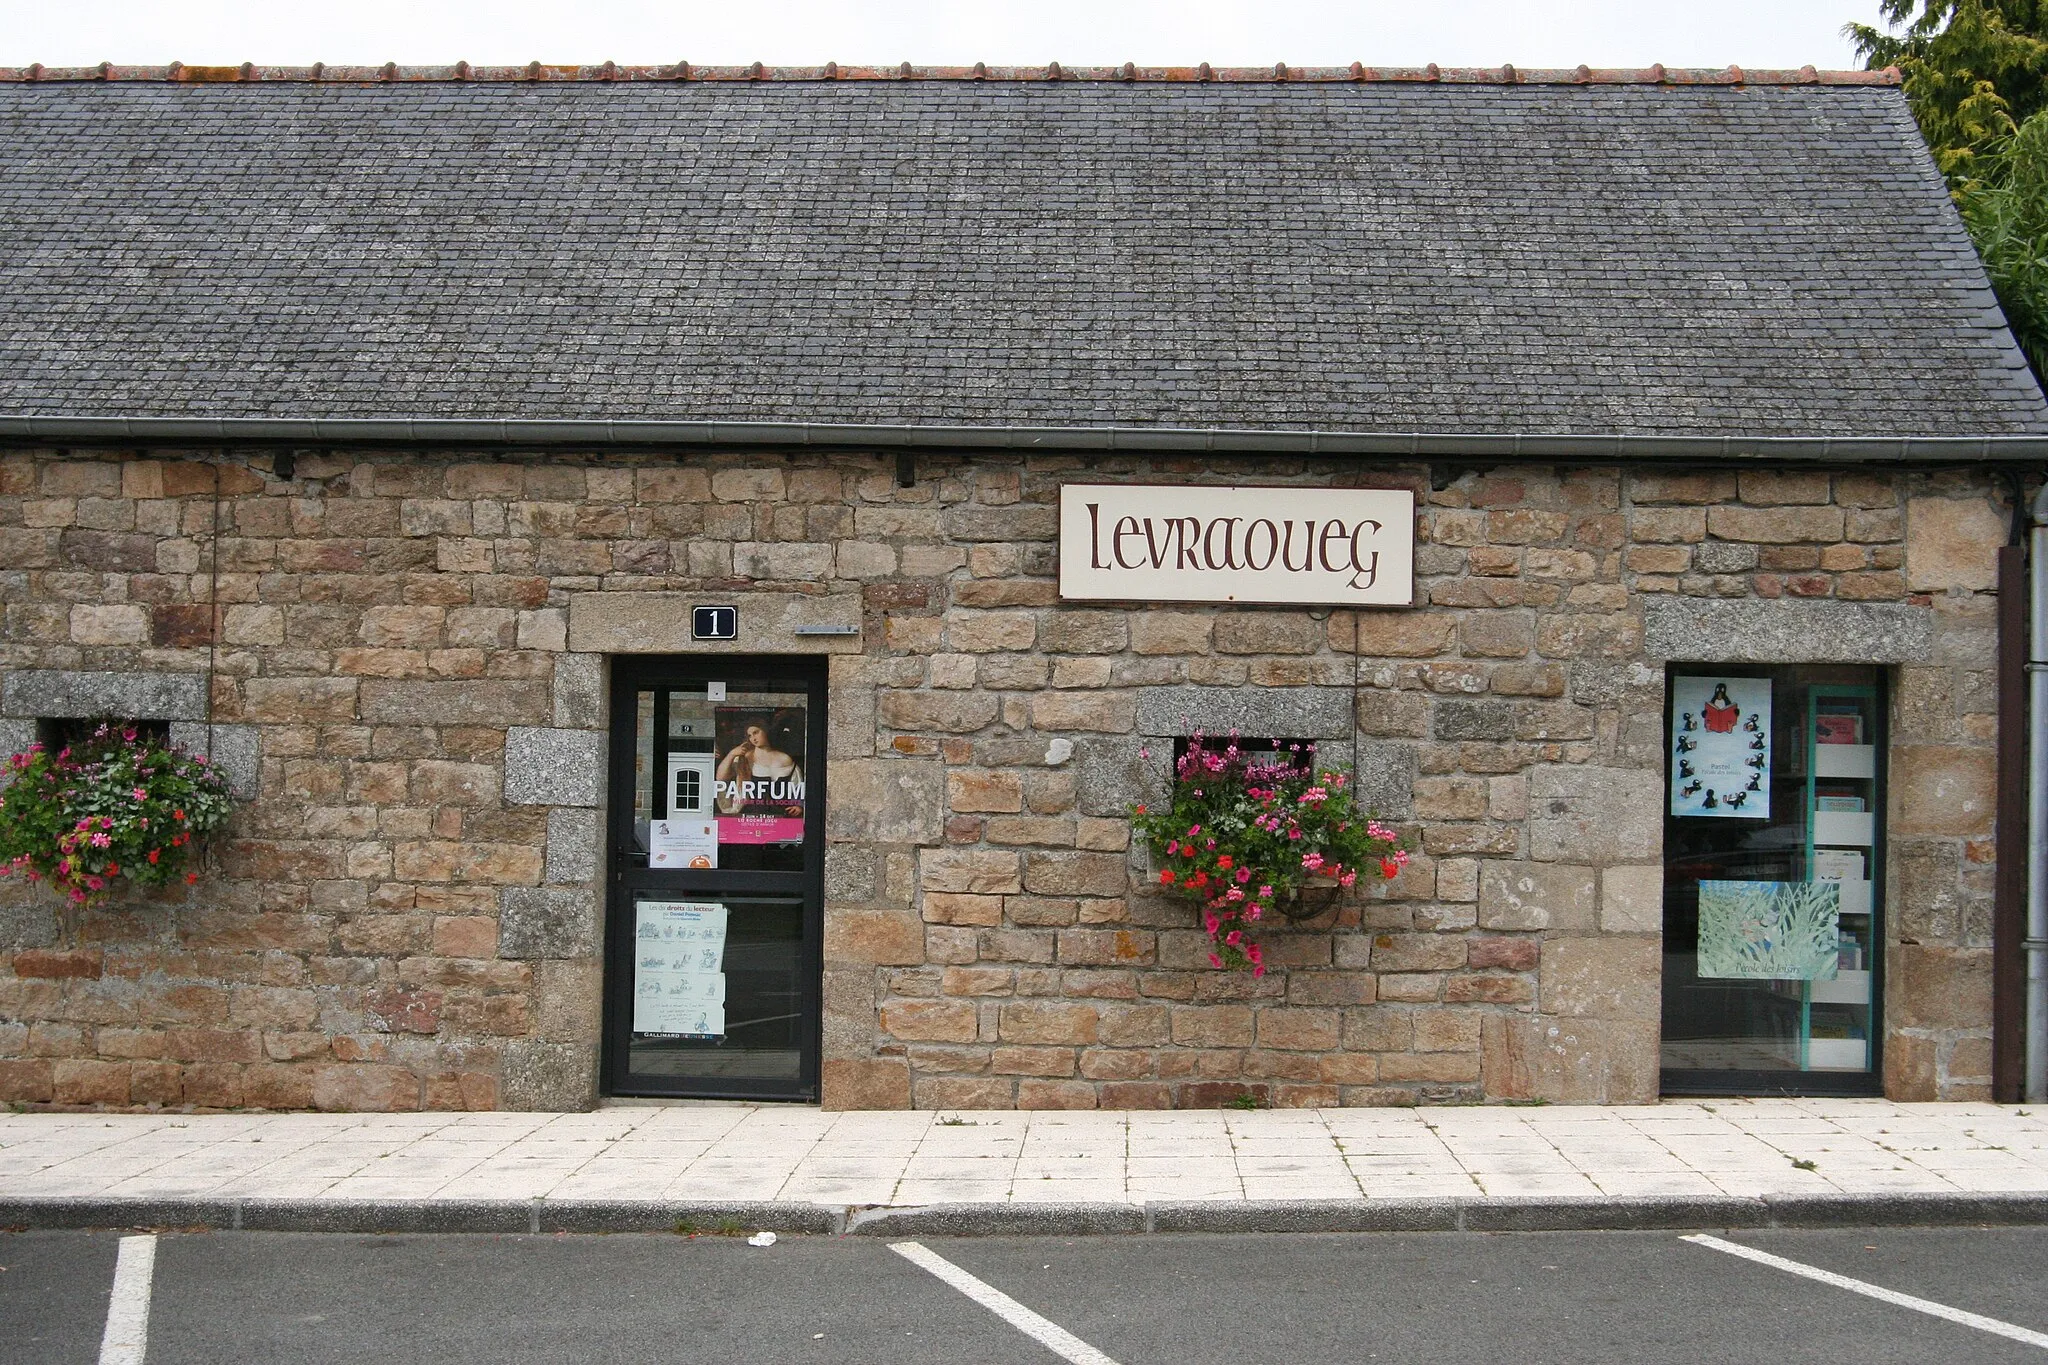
[1957,111,2048,376]
[0,722,236,906]
[1131,735,1407,974]
[1849,1,2048,181]
[1852,5,2048,379]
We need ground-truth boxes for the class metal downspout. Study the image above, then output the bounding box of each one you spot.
[2028,483,2048,1101]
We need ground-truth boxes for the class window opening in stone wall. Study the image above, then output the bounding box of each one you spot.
[36,717,170,752]
[1659,663,1886,1096]
[1169,735,1309,771]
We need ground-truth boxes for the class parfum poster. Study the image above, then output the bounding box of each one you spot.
[713,706,806,845]
[1670,675,1771,819]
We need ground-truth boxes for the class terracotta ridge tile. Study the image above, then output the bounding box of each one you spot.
[0,61,1901,87]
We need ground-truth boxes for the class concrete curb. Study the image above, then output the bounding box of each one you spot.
[7,1192,2048,1236]
[1760,1192,2048,1227]
[1145,1198,1462,1233]
[0,1197,846,1237]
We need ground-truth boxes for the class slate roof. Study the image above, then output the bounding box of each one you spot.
[0,68,2042,437]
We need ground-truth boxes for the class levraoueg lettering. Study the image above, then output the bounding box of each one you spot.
[1058,484,1416,606]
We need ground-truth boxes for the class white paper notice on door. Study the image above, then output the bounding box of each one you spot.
[650,817,718,870]
[632,901,729,1037]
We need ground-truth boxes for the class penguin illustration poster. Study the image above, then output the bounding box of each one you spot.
[1669,676,1771,819]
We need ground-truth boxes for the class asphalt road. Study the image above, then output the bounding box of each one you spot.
[5,1225,2048,1364]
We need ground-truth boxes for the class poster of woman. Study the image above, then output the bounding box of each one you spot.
[713,706,807,844]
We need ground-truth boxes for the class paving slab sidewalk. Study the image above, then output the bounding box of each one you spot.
[6,1098,2048,1236]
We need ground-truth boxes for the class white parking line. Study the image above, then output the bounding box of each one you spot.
[98,1233,158,1365]
[1683,1233,2048,1351]
[888,1240,1122,1365]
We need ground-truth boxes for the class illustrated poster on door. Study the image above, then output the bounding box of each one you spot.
[713,705,806,845]
[1670,675,1771,819]
[633,901,728,1037]
[1696,879,1839,980]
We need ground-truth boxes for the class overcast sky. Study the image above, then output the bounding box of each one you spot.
[3,1,1882,70]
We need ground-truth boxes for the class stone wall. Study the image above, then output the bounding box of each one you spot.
[0,449,2009,1109]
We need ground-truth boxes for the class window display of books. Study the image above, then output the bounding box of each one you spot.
[1802,686,1879,1070]
[1814,710,1863,745]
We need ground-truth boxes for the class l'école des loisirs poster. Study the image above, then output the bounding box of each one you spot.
[1670,675,1770,819]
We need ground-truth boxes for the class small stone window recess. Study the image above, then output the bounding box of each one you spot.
[0,670,260,800]
[35,717,170,752]
[1170,735,1308,770]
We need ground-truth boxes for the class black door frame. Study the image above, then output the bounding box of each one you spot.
[602,652,828,1101]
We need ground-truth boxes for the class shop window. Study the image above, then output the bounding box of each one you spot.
[1660,664,1886,1094]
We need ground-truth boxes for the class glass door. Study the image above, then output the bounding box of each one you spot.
[1659,663,1887,1096]
[604,655,826,1100]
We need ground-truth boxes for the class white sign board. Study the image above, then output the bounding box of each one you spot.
[1058,484,1415,606]
[633,901,728,1037]
[650,817,717,870]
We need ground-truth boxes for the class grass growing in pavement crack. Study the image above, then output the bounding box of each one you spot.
[1789,1157,1819,1171]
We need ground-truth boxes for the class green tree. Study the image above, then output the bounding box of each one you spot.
[1848,1,2048,179]
[1853,4,2048,378]
[1955,112,2048,376]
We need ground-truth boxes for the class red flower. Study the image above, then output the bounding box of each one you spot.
[1134,804,1146,814]
[1380,857,1401,880]
[173,809,186,822]
[186,872,199,884]
[1216,855,1233,870]
[1159,869,1176,885]
[148,849,161,864]
[104,863,119,876]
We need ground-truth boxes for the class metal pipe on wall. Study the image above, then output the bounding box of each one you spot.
[2028,484,2048,1101]
[1996,541,2029,1102]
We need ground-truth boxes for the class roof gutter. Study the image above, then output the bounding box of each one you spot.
[1,415,2046,465]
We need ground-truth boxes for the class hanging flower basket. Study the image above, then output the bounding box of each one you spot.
[1131,735,1409,975]
[1275,872,1346,923]
[0,724,236,906]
